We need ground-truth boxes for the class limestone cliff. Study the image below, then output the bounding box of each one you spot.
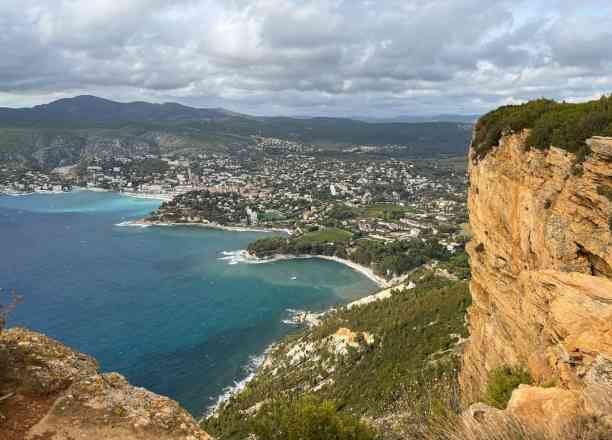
[0,327,211,440]
[461,131,612,431]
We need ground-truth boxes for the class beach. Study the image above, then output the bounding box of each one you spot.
[125,219,388,287]
[224,251,389,288]
[205,258,406,417]
[312,255,389,287]
[2,190,376,416]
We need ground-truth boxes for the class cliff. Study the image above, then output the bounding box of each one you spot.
[0,327,211,440]
[461,130,612,432]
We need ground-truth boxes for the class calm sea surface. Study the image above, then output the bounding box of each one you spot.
[0,191,377,414]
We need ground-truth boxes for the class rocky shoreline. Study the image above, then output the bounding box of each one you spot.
[205,278,409,419]
[123,218,294,235]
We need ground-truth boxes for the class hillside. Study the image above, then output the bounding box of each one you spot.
[204,99,612,439]
[0,96,472,168]
[2,98,610,439]
[204,267,471,440]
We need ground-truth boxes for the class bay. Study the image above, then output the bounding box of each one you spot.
[0,191,377,414]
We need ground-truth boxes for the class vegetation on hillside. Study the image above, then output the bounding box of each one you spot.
[247,230,463,280]
[251,396,379,440]
[472,96,612,159]
[0,96,472,169]
[203,272,471,439]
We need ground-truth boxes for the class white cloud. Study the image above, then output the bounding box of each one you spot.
[0,0,611,116]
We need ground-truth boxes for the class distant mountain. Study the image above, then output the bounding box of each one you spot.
[0,95,239,127]
[0,96,472,168]
[356,114,480,123]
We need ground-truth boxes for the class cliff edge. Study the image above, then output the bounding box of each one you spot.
[460,131,612,432]
[0,327,211,440]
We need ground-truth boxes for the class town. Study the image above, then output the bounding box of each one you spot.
[1,136,469,278]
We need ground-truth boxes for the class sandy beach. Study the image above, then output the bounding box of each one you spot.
[237,252,389,287]
[122,217,388,287]
[313,255,390,287]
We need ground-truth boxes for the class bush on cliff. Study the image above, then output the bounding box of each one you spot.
[0,289,22,332]
[484,366,532,409]
[472,95,612,159]
[251,396,378,440]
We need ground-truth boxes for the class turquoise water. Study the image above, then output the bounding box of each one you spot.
[0,191,377,414]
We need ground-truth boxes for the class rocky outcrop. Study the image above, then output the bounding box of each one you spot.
[460,132,612,432]
[0,327,211,440]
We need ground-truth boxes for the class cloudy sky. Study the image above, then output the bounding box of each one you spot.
[1,0,611,116]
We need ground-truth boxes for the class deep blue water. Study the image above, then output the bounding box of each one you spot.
[0,191,377,415]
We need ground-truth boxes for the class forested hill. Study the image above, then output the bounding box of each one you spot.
[0,96,472,168]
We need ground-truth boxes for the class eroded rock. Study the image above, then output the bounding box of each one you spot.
[461,132,612,431]
[0,327,211,440]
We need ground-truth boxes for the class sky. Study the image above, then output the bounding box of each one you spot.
[1,0,611,117]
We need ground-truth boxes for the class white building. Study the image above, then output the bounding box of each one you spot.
[246,207,258,225]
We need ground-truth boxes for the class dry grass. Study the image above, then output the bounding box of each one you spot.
[420,384,612,440]
[426,415,611,440]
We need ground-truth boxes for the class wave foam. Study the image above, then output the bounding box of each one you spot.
[204,346,272,418]
[114,221,150,228]
[218,250,267,265]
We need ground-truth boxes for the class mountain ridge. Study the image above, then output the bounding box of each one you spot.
[0,96,472,169]
[0,95,240,127]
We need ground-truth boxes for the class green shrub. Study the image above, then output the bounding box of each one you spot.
[246,236,288,257]
[571,165,584,177]
[484,366,532,409]
[472,96,612,159]
[575,144,591,164]
[597,185,612,202]
[251,396,378,440]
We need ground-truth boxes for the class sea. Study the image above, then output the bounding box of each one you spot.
[0,190,377,415]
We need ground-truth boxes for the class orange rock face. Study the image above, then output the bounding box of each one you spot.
[460,133,612,429]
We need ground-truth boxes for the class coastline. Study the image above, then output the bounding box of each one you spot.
[123,219,294,235]
[310,255,389,287]
[126,219,387,287]
[229,251,389,288]
[4,187,400,421]
[1,187,172,202]
[205,258,406,418]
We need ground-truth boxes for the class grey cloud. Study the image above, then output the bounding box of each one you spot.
[0,0,611,116]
